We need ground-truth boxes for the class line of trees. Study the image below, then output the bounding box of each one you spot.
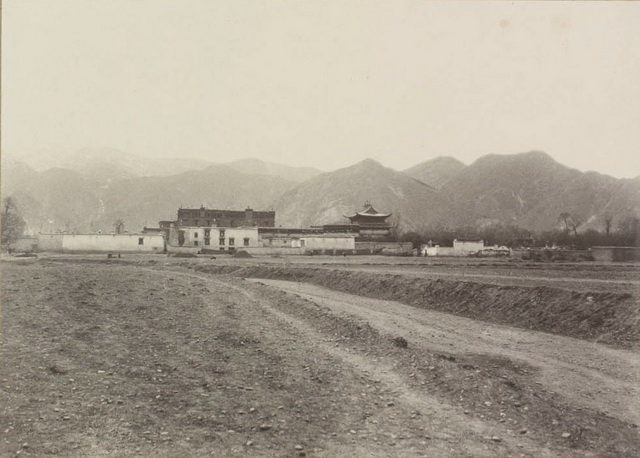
[396,215,640,250]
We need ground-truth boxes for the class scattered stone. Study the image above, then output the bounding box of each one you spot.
[259,424,273,431]
[294,445,304,450]
[393,337,408,348]
[491,436,502,442]
[246,440,253,446]
[438,354,456,362]
[520,429,527,434]
[561,432,571,438]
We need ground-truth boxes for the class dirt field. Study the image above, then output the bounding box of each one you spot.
[1,255,639,456]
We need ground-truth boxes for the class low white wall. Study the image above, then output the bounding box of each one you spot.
[453,240,484,254]
[302,236,355,250]
[355,241,413,255]
[61,234,165,252]
[9,237,39,252]
[424,246,457,256]
[37,234,64,251]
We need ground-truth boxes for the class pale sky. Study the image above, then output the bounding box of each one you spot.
[2,1,640,177]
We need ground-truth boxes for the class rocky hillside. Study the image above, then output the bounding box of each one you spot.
[440,151,640,231]
[225,158,323,183]
[403,156,466,189]
[10,148,216,184]
[2,162,295,234]
[273,159,456,231]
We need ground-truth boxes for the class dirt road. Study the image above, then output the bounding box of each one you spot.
[1,260,638,456]
[249,278,640,426]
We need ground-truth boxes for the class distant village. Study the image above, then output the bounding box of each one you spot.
[9,202,513,258]
[10,201,639,262]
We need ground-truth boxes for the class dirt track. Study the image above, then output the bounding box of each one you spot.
[2,259,639,456]
[249,278,640,426]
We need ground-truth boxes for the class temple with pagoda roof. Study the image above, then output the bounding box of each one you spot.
[343,202,393,240]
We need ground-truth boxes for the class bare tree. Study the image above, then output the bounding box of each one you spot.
[114,219,125,234]
[569,217,582,238]
[558,212,572,235]
[389,210,402,240]
[602,212,613,237]
[1,197,26,249]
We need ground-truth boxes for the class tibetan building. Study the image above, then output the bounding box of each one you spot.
[176,206,275,228]
[343,202,393,239]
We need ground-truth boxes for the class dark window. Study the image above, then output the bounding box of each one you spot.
[219,238,225,245]
[205,239,210,246]
[194,241,198,246]
[138,237,144,245]
[194,232,198,238]
[204,229,210,237]
[220,229,225,237]
[229,237,235,246]
[244,238,250,246]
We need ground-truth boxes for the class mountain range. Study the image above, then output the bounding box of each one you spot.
[2,149,639,235]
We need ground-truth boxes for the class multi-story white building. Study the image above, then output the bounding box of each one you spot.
[177,226,259,252]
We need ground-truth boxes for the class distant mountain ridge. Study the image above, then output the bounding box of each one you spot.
[2,149,638,236]
[5,149,321,185]
[403,156,466,189]
[273,159,457,231]
[225,158,323,182]
[441,151,640,231]
[1,159,296,233]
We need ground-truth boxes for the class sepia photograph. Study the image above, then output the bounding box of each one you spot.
[1,0,639,456]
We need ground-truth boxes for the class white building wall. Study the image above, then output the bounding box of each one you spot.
[181,227,259,250]
[301,236,355,250]
[453,239,484,254]
[61,234,165,252]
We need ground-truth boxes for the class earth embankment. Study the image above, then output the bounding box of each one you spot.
[194,264,640,347]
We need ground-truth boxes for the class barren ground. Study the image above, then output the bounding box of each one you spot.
[1,255,639,456]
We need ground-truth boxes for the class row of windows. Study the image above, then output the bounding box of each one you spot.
[192,237,250,247]
[192,230,227,239]
[179,219,273,227]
